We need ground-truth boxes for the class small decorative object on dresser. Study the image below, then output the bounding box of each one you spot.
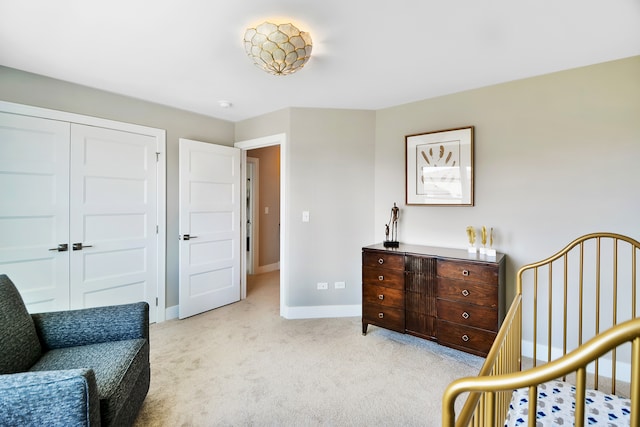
[362,243,505,357]
[383,203,400,248]
[486,227,496,257]
[479,226,488,254]
[466,226,477,253]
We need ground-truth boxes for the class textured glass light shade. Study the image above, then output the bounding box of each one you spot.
[243,22,312,76]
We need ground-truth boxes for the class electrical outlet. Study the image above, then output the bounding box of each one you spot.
[317,282,328,290]
[334,281,346,289]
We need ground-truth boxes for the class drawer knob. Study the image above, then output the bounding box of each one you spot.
[461,289,470,297]
[378,294,384,300]
[462,311,470,319]
[378,312,384,319]
[378,258,384,264]
[462,269,469,277]
[378,275,384,281]
[461,334,470,342]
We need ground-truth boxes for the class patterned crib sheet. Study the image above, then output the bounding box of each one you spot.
[504,380,631,426]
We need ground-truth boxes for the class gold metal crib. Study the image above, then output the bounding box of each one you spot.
[442,232,640,426]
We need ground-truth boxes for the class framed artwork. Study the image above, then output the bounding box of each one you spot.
[405,126,474,206]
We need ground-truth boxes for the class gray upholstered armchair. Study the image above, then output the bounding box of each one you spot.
[0,274,150,426]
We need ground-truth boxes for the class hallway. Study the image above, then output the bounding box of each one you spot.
[246,270,280,303]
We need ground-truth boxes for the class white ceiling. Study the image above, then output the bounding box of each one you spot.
[1,1,639,122]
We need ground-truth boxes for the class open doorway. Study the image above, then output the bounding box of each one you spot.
[235,134,286,316]
[246,146,280,275]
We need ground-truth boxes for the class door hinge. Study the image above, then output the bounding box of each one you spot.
[156,225,159,234]
[155,297,158,306]
[155,152,160,162]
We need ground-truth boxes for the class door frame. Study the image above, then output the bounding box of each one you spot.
[0,100,167,322]
[246,157,259,275]
[235,133,287,316]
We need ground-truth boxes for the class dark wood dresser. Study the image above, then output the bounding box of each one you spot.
[362,243,505,357]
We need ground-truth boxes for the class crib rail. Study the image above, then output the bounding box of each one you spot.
[519,232,639,394]
[445,294,522,426]
[442,232,640,426]
[443,317,640,427]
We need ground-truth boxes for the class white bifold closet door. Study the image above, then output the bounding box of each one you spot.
[0,112,71,311]
[0,112,159,321]
[69,124,158,317]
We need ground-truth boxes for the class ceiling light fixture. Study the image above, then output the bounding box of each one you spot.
[243,22,312,76]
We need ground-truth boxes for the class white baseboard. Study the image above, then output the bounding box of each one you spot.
[164,303,360,321]
[281,304,361,319]
[522,339,631,379]
[255,262,280,274]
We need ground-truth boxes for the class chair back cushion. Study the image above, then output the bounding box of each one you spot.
[0,275,42,373]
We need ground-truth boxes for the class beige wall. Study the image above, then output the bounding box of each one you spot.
[235,108,290,142]
[247,145,281,268]
[2,55,638,315]
[0,66,235,308]
[237,108,377,308]
[375,56,640,303]
[287,108,376,306]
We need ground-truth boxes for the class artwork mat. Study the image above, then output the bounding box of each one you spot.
[405,126,474,206]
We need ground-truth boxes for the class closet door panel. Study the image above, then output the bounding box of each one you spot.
[69,124,157,319]
[0,112,71,312]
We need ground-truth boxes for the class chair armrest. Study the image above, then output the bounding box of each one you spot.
[0,369,100,426]
[32,302,149,350]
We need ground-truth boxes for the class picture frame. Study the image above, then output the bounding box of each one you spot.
[405,126,474,206]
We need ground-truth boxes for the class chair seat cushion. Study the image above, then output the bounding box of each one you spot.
[29,338,148,424]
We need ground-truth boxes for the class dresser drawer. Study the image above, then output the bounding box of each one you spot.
[363,304,404,333]
[363,284,404,309]
[436,299,498,331]
[437,259,499,285]
[437,320,496,356]
[363,251,404,271]
[437,278,498,307]
[363,268,404,290]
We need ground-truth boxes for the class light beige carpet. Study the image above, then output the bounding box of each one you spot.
[134,271,483,426]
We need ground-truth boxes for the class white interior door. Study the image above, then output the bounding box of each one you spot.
[69,124,159,322]
[179,138,241,319]
[0,112,71,312]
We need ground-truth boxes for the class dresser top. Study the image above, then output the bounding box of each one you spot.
[363,242,505,264]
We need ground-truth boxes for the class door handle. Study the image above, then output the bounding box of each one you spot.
[49,243,68,252]
[180,234,198,240]
[72,243,93,251]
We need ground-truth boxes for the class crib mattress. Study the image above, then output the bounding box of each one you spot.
[504,380,631,426]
